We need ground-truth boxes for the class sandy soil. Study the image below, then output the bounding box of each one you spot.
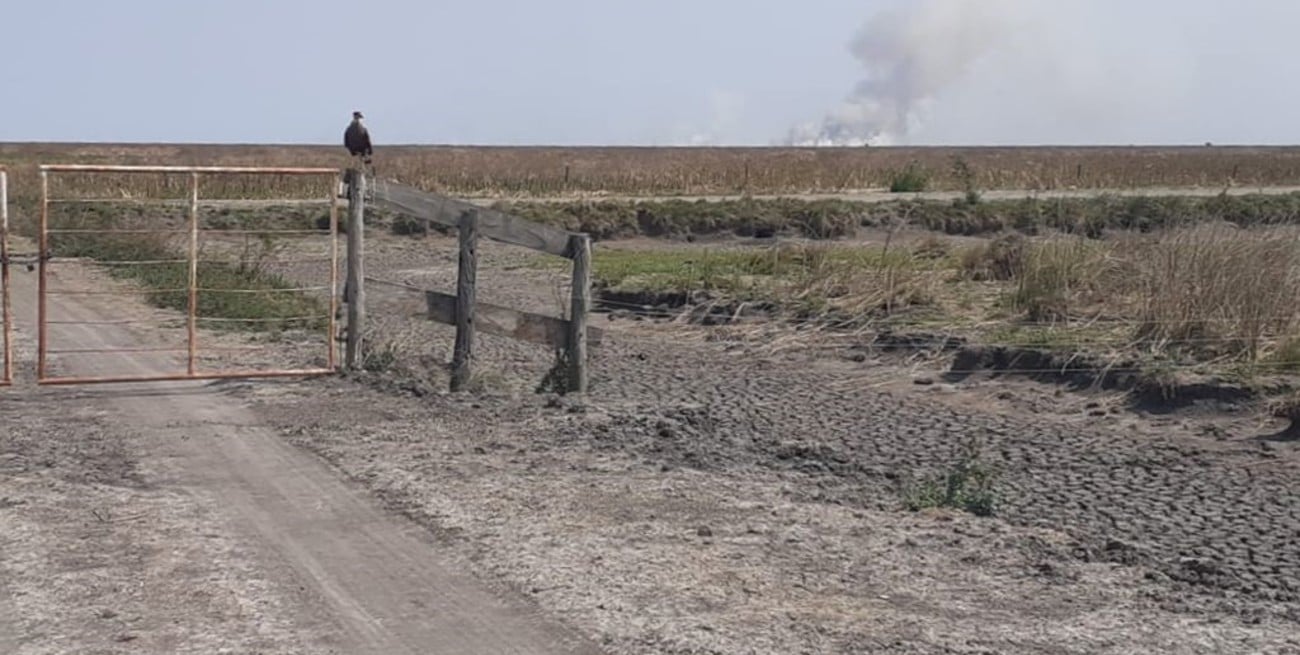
[3,226,1300,654]
[0,252,599,654]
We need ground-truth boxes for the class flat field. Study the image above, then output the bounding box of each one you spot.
[5,144,1300,654]
[7,142,1300,198]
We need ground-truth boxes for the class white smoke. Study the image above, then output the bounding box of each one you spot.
[788,0,1028,146]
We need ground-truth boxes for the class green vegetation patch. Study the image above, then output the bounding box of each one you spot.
[585,244,944,320]
[500,198,867,240]
[889,162,930,193]
[904,440,1001,517]
[499,192,1300,242]
[51,220,325,332]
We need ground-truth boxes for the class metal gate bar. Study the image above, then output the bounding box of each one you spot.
[0,169,11,386]
[37,164,342,386]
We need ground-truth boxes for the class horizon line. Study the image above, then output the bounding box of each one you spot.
[1,141,1292,149]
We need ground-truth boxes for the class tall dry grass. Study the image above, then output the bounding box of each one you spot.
[561,219,1300,367]
[1008,238,1110,323]
[987,225,1300,363]
[1123,225,1300,361]
[7,143,1300,200]
[770,243,937,317]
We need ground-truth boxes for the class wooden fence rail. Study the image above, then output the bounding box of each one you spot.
[374,180,574,258]
[424,290,605,348]
[349,174,596,393]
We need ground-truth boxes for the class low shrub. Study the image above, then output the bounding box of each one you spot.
[889,162,930,193]
[904,439,1000,517]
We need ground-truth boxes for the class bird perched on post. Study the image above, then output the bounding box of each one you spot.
[344,111,373,165]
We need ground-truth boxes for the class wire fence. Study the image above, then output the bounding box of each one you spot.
[35,165,342,385]
[31,167,1273,388]
[358,276,1290,384]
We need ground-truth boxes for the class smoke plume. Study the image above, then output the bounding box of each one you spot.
[788,0,1026,146]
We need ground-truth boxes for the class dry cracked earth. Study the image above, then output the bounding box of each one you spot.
[3,229,1300,654]
[261,232,1300,653]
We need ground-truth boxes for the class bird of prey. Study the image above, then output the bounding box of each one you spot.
[344,111,373,165]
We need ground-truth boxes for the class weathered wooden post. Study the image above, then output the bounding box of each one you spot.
[345,168,366,370]
[566,233,592,393]
[0,169,11,385]
[450,209,479,391]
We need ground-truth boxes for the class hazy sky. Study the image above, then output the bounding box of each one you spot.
[2,0,1298,146]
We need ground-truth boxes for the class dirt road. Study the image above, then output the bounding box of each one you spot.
[6,227,1300,653]
[0,258,600,652]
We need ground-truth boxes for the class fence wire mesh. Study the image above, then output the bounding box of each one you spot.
[36,166,342,385]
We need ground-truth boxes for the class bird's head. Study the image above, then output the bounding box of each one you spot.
[352,111,364,120]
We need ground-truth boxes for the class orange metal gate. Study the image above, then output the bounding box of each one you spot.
[37,164,343,386]
[1,168,11,386]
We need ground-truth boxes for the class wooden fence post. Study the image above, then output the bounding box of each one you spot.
[345,168,366,370]
[566,234,592,393]
[450,209,479,392]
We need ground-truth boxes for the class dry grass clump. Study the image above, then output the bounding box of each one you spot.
[963,225,1300,365]
[1121,225,1300,361]
[959,233,1028,281]
[774,244,937,317]
[1008,238,1111,323]
[909,235,952,261]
